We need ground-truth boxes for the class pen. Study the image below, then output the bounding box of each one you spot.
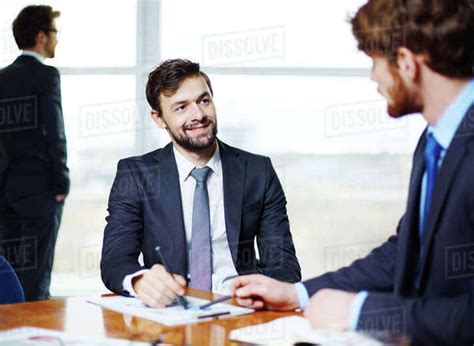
[155,246,189,310]
[199,295,232,310]
[197,311,231,319]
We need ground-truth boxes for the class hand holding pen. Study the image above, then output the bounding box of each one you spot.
[131,246,188,309]
[155,246,189,309]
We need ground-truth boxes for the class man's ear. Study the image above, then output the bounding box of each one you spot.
[35,31,48,45]
[396,47,420,82]
[150,109,166,129]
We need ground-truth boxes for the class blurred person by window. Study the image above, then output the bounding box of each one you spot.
[0,5,69,301]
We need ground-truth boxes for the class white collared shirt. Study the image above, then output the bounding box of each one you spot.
[21,50,45,63]
[123,144,238,296]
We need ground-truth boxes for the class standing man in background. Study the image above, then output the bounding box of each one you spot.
[232,0,474,344]
[0,5,69,301]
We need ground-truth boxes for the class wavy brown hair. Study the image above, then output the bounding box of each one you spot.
[350,0,473,78]
[146,59,213,114]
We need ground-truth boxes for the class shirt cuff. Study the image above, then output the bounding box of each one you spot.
[294,282,310,309]
[122,269,150,297]
[348,291,369,331]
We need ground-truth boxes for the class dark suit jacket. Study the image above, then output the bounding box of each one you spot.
[0,55,69,199]
[303,105,474,345]
[101,140,301,295]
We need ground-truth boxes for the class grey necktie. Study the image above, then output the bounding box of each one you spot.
[189,166,212,291]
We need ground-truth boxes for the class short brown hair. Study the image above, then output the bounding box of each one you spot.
[146,59,213,113]
[12,5,60,49]
[351,0,473,78]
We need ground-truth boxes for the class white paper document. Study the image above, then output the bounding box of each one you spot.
[229,316,383,346]
[0,327,148,345]
[88,295,253,326]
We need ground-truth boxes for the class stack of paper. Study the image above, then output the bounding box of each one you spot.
[88,295,253,326]
[229,316,382,346]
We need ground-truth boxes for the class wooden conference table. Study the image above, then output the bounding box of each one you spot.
[0,288,301,345]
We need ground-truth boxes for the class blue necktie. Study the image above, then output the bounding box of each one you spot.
[420,133,443,241]
[189,166,212,291]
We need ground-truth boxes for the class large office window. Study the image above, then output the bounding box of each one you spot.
[159,0,426,280]
[0,0,426,295]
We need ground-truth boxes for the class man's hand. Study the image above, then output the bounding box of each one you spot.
[132,264,187,308]
[230,274,300,311]
[55,194,65,202]
[304,288,357,331]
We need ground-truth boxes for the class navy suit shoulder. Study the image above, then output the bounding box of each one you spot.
[218,141,276,181]
[220,141,269,160]
[0,55,58,86]
[113,149,160,170]
[119,146,162,162]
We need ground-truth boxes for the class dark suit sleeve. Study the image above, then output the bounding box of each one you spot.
[357,291,474,344]
[39,67,69,195]
[302,218,402,296]
[256,157,301,283]
[100,159,145,295]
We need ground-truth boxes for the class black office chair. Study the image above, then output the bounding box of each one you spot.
[0,255,25,304]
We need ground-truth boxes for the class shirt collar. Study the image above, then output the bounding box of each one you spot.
[173,143,222,182]
[428,79,474,150]
[21,50,45,64]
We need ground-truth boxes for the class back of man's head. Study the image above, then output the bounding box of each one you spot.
[12,5,60,50]
[351,0,473,79]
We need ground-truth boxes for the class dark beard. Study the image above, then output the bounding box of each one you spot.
[387,65,422,118]
[173,119,218,151]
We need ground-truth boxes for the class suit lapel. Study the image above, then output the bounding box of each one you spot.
[219,141,246,266]
[395,130,426,293]
[418,105,474,281]
[154,143,188,275]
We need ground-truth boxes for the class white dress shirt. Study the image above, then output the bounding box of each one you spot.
[123,144,238,295]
